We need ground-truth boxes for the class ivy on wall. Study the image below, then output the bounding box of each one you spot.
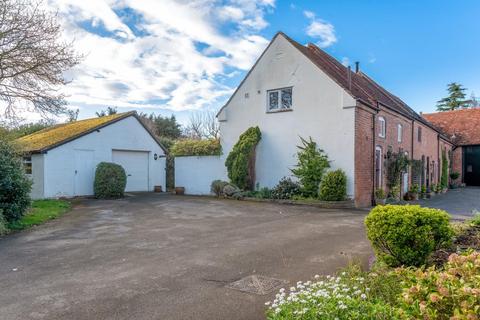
[440,149,448,189]
[225,126,261,190]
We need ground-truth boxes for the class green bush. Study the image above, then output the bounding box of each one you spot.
[210,180,228,197]
[449,171,460,181]
[0,139,32,223]
[170,139,221,156]
[271,177,301,199]
[319,169,347,201]
[225,127,261,190]
[0,209,7,235]
[291,137,330,197]
[93,162,127,199]
[440,149,448,189]
[365,205,453,267]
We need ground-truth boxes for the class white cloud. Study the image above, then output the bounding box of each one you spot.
[42,0,275,115]
[341,57,350,67]
[303,10,337,48]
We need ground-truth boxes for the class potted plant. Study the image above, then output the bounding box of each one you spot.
[175,186,185,195]
[408,184,420,201]
[374,188,386,205]
[449,172,460,189]
[420,185,427,199]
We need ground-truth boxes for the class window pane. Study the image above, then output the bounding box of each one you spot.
[268,91,279,110]
[281,88,292,109]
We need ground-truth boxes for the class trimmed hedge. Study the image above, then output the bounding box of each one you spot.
[170,139,221,156]
[225,127,261,190]
[0,139,31,223]
[319,169,347,201]
[365,205,453,267]
[93,162,127,199]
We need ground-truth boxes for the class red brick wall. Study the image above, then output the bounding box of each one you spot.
[354,104,375,207]
[354,102,454,207]
[452,147,463,183]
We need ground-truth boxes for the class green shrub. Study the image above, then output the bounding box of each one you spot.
[210,180,228,197]
[0,209,7,235]
[271,177,301,200]
[222,183,240,197]
[225,127,261,190]
[409,184,420,194]
[0,139,31,223]
[291,137,330,197]
[319,169,347,201]
[440,149,448,189]
[170,139,221,156]
[266,266,401,320]
[396,251,480,320]
[374,188,386,199]
[93,162,127,199]
[256,187,272,199]
[365,205,453,267]
[449,171,460,181]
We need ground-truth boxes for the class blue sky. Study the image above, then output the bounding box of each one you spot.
[46,0,479,124]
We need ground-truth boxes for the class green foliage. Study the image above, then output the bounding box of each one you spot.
[225,127,261,190]
[385,151,409,198]
[365,205,453,267]
[210,180,228,197]
[266,266,401,320]
[149,114,182,139]
[95,106,118,117]
[409,184,420,193]
[440,149,448,189]
[319,169,347,201]
[158,137,175,151]
[271,177,301,200]
[7,200,70,231]
[374,188,386,199]
[396,251,480,319]
[449,171,460,181]
[0,139,32,223]
[93,162,127,199]
[436,82,471,111]
[0,210,7,235]
[2,119,55,139]
[469,211,480,227]
[171,139,221,156]
[291,137,330,197]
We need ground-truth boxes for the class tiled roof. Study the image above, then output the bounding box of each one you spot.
[18,112,135,153]
[423,109,480,146]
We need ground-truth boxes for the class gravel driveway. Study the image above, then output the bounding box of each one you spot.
[0,193,371,320]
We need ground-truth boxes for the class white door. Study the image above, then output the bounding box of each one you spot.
[112,150,149,192]
[74,149,95,196]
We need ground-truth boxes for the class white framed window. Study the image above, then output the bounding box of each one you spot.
[397,124,403,142]
[267,87,293,112]
[375,146,383,188]
[23,156,32,174]
[378,116,386,138]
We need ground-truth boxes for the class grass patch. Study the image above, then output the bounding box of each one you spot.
[7,199,71,231]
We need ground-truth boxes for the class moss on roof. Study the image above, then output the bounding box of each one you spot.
[18,112,133,153]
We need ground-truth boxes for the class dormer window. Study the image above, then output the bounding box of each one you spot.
[267,87,292,112]
[378,116,386,138]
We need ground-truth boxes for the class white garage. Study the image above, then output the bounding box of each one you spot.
[18,112,167,199]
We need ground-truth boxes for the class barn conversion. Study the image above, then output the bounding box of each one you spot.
[18,112,166,199]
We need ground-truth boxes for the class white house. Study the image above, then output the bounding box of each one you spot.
[216,32,357,197]
[18,112,166,199]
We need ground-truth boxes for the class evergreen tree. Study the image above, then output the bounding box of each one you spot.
[436,83,471,111]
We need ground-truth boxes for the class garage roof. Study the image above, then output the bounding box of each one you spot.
[18,111,165,153]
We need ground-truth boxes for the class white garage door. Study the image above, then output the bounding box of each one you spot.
[112,150,149,192]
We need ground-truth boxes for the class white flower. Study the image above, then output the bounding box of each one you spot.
[265,301,270,306]
[290,287,296,291]
[279,288,285,293]
[314,274,320,279]
[275,308,281,313]
[341,272,346,276]
[361,293,367,299]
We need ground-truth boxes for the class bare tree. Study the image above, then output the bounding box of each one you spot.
[0,0,81,118]
[184,111,220,139]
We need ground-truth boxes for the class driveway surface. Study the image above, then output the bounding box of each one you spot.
[415,187,480,217]
[0,194,370,320]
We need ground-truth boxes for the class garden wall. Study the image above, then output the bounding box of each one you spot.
[174,156,227,195]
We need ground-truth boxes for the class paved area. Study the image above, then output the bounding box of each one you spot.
[0,194,371,320]
[416,187,480,217]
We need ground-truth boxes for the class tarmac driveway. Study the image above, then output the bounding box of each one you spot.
[0,194,371,320]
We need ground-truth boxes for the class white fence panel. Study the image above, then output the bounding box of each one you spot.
[174,156,227,195]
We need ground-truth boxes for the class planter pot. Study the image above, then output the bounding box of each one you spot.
[421,193,427,200]
[375,198,386,206]
[175,187,185,195]
[154,185,163,193]
[411,193,419,201]
[442,188,448,193]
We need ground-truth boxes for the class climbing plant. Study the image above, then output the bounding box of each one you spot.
[440,149,448,189]
[386,150,409,198]
[225,126,261,190]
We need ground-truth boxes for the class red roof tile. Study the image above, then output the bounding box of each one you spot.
[423,108,480,145]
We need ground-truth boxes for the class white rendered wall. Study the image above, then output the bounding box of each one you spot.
[175,156,227,195]
[217,34,357,197]
[42,116,166,198]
